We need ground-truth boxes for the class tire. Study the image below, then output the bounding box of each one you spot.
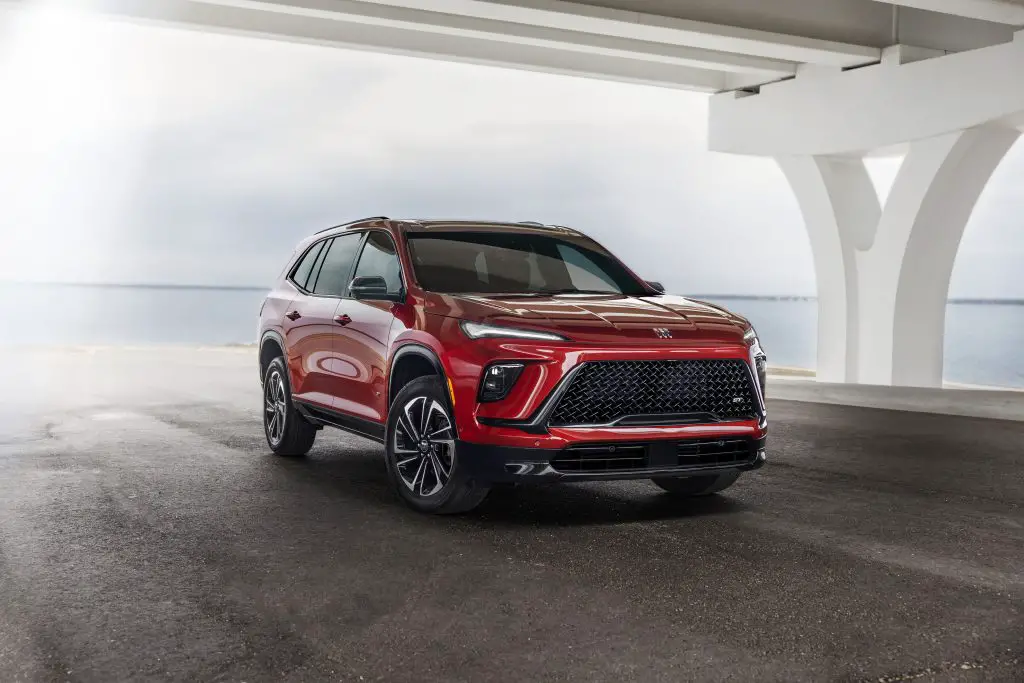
[651,471,741,497]
[384,376,489,514]
[263,356,317,457]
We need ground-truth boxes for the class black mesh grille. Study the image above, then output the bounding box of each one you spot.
[547,359,757,427]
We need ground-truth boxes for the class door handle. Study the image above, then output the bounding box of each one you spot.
[334,314,352,326]
[285,310,301,321]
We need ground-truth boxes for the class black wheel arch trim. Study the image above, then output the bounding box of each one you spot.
[259,330,288,383]
[387,343,461,441]
[387,343,447,406]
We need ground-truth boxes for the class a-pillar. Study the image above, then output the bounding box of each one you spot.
[776,125,1018,386]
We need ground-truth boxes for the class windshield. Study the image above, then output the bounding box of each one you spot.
[406,231,648,295]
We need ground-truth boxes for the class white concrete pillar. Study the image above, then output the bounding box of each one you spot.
[775,155,879,383]
[777,125,1019,387]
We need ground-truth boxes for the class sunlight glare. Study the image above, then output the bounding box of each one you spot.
[0,1,145,283]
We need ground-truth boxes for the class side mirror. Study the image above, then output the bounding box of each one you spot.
[350,275,393,300]
[646,280,665,294]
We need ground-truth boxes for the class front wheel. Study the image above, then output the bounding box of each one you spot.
[384,376,489,514]
[651,471,741,497]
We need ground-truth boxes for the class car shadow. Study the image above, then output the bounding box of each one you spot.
[277,440,750,529]
[471,481,749,528]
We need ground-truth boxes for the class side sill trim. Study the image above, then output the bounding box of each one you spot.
[294,400,386,444]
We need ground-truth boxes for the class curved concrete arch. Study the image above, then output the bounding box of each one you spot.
[881,126,1020,385]
[776,156,880,383]
[778,125,1019,386]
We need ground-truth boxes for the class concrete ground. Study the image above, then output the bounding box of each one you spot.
[767,372,1024,423]
[0,347,1021,682]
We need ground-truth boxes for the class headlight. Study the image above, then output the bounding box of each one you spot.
[744,326,767,396]
[754,355,767,396]
[460,321,568,342]
[478,363,525,402]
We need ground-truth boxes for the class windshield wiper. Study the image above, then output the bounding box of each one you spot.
[472,291,548,298]
[539,289,618,296]
[470,289,619,298]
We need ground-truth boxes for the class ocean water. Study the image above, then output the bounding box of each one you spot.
[0,283,267,347]
[1,284,1022,388]
[704,297,1024,389]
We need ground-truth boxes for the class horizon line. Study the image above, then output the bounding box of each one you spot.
[1,280,269,292]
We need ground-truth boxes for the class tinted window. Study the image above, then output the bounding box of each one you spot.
[406,231,646,295]
[290,240,325,290]
[353,231,403,294]
[307,238,332,292]
[312,233,361,296]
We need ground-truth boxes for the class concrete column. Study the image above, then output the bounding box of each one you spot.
[777,125,1019,387]
[775,156,879,383]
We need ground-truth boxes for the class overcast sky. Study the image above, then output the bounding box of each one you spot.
[1,9,1021,297]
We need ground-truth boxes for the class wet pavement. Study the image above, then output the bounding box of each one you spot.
[0,348,1021,682]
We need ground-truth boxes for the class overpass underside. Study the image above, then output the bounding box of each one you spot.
[4,0,1022,387]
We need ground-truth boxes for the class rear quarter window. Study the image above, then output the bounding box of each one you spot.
[290,240,326,290]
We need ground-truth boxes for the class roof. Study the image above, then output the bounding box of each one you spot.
[318,217,581,236]
[396,219,580,235]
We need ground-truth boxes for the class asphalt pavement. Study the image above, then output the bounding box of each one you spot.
[0,347,1021,682]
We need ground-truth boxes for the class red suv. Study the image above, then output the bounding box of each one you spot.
[258,218,767,513]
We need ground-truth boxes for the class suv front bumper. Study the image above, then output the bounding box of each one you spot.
[458,436,767,484]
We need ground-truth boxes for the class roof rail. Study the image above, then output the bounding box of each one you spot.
[316,216,389,234]
[518,221,579,234]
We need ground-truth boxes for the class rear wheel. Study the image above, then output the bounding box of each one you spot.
[385,376,489,514]
[651,471,741,497]
[263,356,317,457]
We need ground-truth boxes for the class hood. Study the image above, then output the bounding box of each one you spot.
[423,292,749,344]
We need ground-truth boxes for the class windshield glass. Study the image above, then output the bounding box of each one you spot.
[406,231,647,295]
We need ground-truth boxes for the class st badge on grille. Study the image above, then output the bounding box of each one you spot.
[653,328,672,338]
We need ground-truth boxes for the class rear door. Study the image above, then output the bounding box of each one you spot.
[332,230,404,423]
[283,233,361,408]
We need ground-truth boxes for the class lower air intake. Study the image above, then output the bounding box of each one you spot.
[550,444,646,473]
[549,438,759,474]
